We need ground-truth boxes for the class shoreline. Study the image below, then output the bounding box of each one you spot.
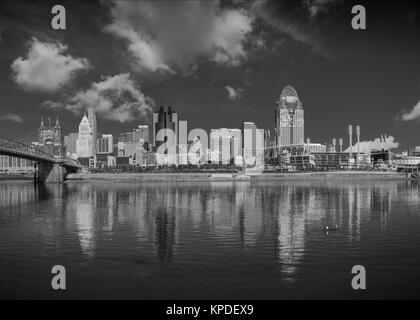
[65,171,409,182]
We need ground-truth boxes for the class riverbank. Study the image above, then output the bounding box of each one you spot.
[0,175,33,181]
[66,171,409,182]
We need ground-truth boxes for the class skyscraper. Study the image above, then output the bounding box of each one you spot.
[97,134,113,154]
[133,125,149,144]
[210,128,242,165]
[76,113,93,158]
[64,132,78,156]
[275,85,304,147]
[152,107,178,147]
[88,108,97,156]
[242,122,265,164]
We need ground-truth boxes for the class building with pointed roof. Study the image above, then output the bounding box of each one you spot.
[76,113,94,158]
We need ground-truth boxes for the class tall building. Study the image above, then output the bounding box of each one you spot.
[97,134,113,154]
[133,125,149,144]
[118,132,134,144]
[152,107,178,147]
[76,113,93,158]
[242,122,265,164]
[275,85,304,147]
[36,116,62,156]
[88,109,97,156]
[64,132,78,156]
[210,128,242,165]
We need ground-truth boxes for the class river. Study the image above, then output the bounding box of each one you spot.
[0,180,419,299]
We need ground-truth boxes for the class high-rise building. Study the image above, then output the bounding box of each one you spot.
[152,107,178,147]
[133,125,149,144]
[118,132,134,144]
[64,132,78,156]
[76,113,93,158]
[275,85,304,147]
[210,128,242,165]
[88,109,97,156]
[242,122,265,164]
[97,134,113,154]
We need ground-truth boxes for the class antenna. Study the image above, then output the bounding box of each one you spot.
[356,125,360,168]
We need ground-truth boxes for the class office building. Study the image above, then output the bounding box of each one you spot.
[152,106,178,147]
[242,122,265,165]
[275,85,304,147]
[97,134,114,154]
[210,128,242,165]
[76,113,94,158]
[88,109,97,156]
[133,125,149,144]
[64,132,78,156]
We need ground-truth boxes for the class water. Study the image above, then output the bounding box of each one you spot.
[0,180,419,299]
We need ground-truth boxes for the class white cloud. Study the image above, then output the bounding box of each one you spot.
[344,136,399,154]
[11,37,89,92]
[225,86,243,101]
[44,74,154,123]
[104,22,174,74]
[249,0,329,56]
[104,1,254,73]
[400,99,420,121]
[212,10,253,66]
[0,113,23,123]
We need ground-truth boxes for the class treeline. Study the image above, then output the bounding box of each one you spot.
[89,164,241,174]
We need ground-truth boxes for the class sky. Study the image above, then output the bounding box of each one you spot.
[0,0,419,151]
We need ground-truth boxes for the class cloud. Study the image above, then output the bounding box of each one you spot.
[303,0,340,18]
[212,10,253,66]
[400,99,420,121]
[104,1,254,74]
[104,22,174,74]
[225,86,243,101]
[0,113,24,123]
[43,74,155,123]
[249,0,331,57]
[11,37,89,92]
[344,136,399,154]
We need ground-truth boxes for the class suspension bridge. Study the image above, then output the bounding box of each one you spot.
[0,134,82,183]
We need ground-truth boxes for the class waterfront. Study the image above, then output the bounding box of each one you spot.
[66,171,409,182]
[0,180,419,299]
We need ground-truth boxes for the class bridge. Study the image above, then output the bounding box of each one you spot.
[0,136,82,183]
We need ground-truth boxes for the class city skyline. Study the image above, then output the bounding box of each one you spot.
[0,1,420,152]
[1,1,420,303]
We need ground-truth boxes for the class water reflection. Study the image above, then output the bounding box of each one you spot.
[0,180,419,285]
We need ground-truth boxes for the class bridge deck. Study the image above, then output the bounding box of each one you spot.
[0,136,81,169]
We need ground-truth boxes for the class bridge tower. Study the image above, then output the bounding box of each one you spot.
[38,116,63,157]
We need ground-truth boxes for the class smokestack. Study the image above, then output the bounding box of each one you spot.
[306,138,310,144]
[339,138,343,153]
[332,138,336,153]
